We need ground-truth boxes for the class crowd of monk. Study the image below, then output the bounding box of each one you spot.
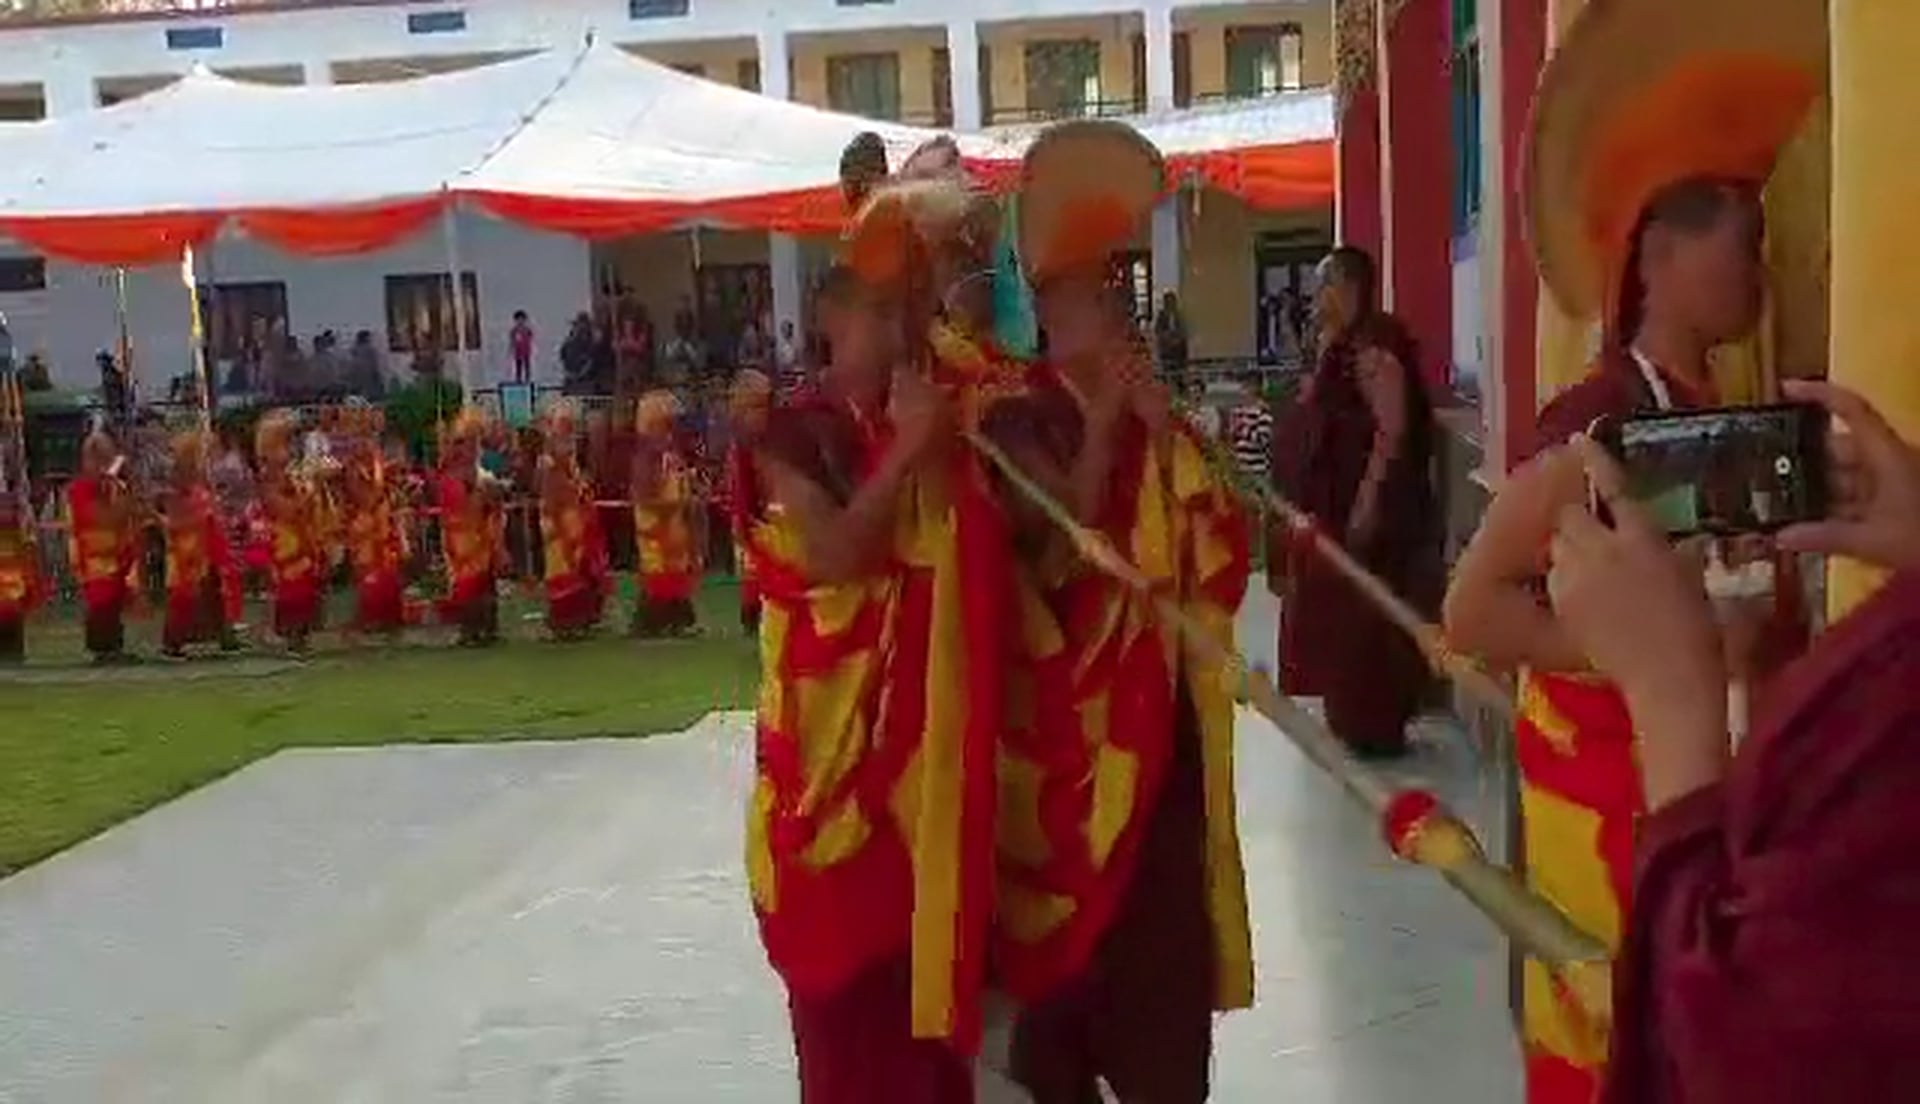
[0,392,711,664]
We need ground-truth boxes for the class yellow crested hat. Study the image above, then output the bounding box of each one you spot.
[1524,0,1826,322]
[254,409,298,464]
[1018,119,1164,289]
[635,390,682,436]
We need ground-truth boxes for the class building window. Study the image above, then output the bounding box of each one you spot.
[695,264,771,354]
[931,47,953,127]
[1174,31,1192,107]
[1226,24,1306,98]
[827,52,902,122]
[1451,0,1483,239]
[406,10,467,36]
[1024,39,1101,121]
[737,57,761,93]
[200,282,288,366]
[0,256,47,294]
[1130,33,1146,113]
[673,62,706,79]
[386,273,481,353]
[165,26,224,51]
[979,43,994,123]
[630,0,690,17]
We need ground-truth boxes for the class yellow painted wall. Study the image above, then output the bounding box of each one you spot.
[1185,194,1335,360]
[790,29,947,121]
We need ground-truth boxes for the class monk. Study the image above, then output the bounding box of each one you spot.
[254,411,326,654]
[1271,245,1439,760]
[745,262,975,1102]
[725,369,773,633]
[1544,379,1920,1102]
[538,401,607,640]
[66,431,138,663]
[979,120,1254,1104]
[0,489,38,664]
[342,410,409,638]
[630,390,698,638]
[1442,53,1817,1103]
[160,430,243,657]
[435,409,505,647]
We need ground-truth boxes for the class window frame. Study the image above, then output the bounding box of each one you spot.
[385,272,482,354]
[826,51,904,122]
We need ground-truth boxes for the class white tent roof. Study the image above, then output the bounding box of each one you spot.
[0,41,1333,257]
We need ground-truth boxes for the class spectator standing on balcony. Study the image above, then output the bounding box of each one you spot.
[1271,246,1439,759]
[509,310,535,383]
[1154,290,1189,382]
[773,318,803,398]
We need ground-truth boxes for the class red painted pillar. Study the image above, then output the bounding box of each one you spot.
[1335,0,1385,263]
[1337,89,1385,262]
[1382,0,1453,392]
[1497,0,1547,469]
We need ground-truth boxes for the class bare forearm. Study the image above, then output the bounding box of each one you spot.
[1068,430,1117,526]
[806,450,913,583]
[1626,684,1731,811]
[1444,580,1589,674]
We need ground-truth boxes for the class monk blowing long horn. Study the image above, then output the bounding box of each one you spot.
[1181,421,1516,720]
[964,428,1612,1025]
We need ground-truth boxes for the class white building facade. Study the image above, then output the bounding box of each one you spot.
[0,0,1333,392]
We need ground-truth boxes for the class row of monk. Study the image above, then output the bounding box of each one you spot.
[0,393,715,663]
[749,8,1920,1095]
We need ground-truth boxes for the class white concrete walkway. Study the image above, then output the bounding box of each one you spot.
[0,594,1521,1103]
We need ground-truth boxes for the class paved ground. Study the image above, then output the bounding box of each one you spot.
[0,593,1521,1103]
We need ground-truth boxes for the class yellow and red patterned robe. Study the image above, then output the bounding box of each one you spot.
[988,366,1257,1014]
[259,471,326,638]
[541,454,607,632]
[0,511,41,622]
[633,446,698,604]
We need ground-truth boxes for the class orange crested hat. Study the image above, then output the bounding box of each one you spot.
[1524,0,1826,320]
[1018,119,1164,289]
[842,175,996,289]
[441,405,487,447]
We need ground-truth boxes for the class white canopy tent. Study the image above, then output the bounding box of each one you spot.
[0,40,1335,262]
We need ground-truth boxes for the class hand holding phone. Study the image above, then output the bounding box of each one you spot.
[1590,403,1829,540]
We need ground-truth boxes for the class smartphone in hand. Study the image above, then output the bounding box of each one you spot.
[1589,403,1829,539]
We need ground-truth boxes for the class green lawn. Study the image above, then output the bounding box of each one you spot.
[0,583,757,877]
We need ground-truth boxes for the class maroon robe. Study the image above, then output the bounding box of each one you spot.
[1271,313,1440,753]
[1605,570,1920,1103]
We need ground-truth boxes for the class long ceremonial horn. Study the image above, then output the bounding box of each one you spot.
[1183,414,1515,720]
[964,428,1612,1025]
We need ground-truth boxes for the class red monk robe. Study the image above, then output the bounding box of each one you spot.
[255,413,326,651]
[540,432,608,639]
[344,453,408,635]
[746,394,981,1102]
[161,435,243,656]
[0,498,40,663]
[631,392,699,637]
[1603,571,1920,1103]
[67,443,138,661]
[435,410,504,647]
[983,364,1255,1102]
[1271,307,1441,759]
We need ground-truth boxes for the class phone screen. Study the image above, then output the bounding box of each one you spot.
[1605,404,1828,538]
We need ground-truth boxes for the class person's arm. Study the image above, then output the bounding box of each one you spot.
[1348,348,1410,544]
[759,444,913,586]
[1443,447,1592,673]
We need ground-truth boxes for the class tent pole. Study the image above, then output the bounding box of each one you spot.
[180,244,212,437]
[113,267,134,416]
[441,199,472,398]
